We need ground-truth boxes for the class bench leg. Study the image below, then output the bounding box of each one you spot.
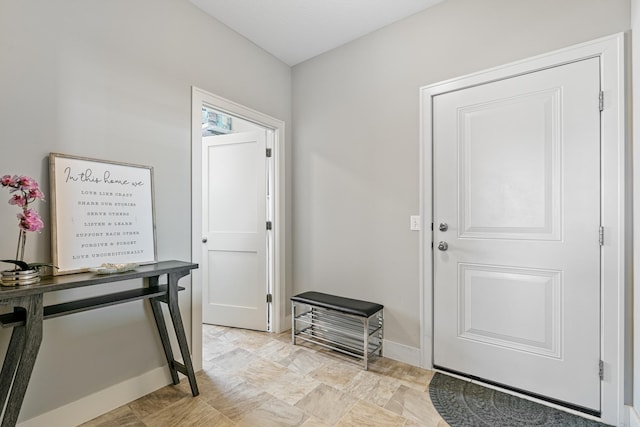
[291,301,296,345]
[310,307,315,337]
[378,310,384,357]
[363,316,369,370]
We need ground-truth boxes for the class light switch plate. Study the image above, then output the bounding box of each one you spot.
[410,215,421,231]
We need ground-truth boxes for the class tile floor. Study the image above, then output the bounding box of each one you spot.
[81,324,449,426]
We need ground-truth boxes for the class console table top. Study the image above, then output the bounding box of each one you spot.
[0,260,197,299]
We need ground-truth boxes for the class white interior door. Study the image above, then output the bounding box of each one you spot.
[433,57,601,411]
[202,130,269,331]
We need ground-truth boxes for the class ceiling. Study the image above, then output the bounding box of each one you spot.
[189,0,444,66]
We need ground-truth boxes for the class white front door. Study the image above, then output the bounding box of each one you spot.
[433,57,601,411]
[202,131,270,331]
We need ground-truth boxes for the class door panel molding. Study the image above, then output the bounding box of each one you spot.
[457,263,563,358]
[457,88,562,240]
[420,33,626,425]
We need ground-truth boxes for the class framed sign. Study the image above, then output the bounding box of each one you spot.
[49,153,157,275]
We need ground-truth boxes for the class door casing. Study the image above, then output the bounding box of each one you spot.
[419,33,626,425]
[191,87,287,369]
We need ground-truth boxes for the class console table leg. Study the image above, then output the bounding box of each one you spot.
[149,297,180,386]
[1,295,43,427]
[0,319,25,418]
[166,272,199,397]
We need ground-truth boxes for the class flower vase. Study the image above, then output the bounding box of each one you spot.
[0,268,40,286]
[0,174,49,285]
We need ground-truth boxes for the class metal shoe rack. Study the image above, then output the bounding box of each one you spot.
[292,304,383,369]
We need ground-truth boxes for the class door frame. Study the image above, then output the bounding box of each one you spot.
[419,33,627,425]
[190,86,287,369]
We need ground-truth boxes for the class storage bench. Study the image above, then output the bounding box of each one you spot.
[291,291,383,370]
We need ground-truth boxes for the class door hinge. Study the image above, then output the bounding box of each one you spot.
[599,226,604,246]
[599,360,604,380]
[266,148,272,158]
[266,221,273,230]
[266,293,273,303]
[599,91,604,112]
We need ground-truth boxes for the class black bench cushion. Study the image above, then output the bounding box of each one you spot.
[291,291,383,318]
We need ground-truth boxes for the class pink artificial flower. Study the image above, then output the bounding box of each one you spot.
[16,176,38,191]
[0,175,15,187]
[9,194,27,207]
[17,209,44,232]
[27,187,44,201]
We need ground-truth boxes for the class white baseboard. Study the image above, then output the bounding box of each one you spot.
[630,405,640,427]
[382,339,421,367]
[17,367,173,427]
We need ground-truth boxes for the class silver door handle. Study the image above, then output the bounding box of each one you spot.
[437,241,448,251]
[439,223,448,232]
[202,237,208,243]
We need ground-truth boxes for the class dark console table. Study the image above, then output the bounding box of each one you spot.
[0,260,199,427]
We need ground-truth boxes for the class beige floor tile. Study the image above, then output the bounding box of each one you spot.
[176,366,245,397]
[264,369,322,405]
[342,370,402,407]
[275,330,293,342]
[257,337,299,362]
[205,380,275,421]
[203,324,230,337]
[385,385,443,426]
[308,359,362,390]
[141,397,231,427]
[127,384,191,419]
[85,325,449,427]
[78,405,144,427]
[336,399,407,427]
[204,329,242,350]
[370,358,434,392]
[295,383,358,425]
[209,347,260,373]
[279,347,333,375]
[403,418,451,427]
[232,328,274,350]
[239,357,290,388]
[236,397,309,426]
[300,416,333,427]
[202,334,239,361]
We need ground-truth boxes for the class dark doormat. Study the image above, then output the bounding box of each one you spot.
[428,373,610,427]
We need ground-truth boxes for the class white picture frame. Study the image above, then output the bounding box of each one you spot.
[49,153,157,275]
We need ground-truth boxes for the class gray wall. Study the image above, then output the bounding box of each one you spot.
[0,0,291,422]
[0,0,634,423]
[633,0,640,419]
[291,0,630,349]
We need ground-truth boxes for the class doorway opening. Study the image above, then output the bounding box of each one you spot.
[191,87,287,370]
